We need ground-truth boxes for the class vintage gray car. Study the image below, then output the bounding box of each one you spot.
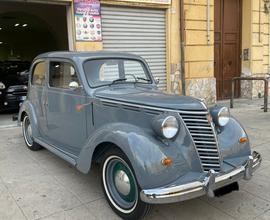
[19,51,262,220]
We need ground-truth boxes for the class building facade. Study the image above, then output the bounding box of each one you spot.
[0,0,269,104]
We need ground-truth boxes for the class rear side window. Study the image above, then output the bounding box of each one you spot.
[32,62,46,86]
[49,61,79,89]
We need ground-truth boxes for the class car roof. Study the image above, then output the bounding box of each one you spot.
[35,51,144,61]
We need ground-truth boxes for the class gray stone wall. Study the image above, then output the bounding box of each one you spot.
[185,77,217,105]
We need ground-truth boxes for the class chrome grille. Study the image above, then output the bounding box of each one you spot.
[179,111,221,172]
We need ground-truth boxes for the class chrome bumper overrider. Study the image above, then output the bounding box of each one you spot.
[140,151,262,204]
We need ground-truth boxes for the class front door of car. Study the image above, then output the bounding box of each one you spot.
[29,60,47,138]
[45,60,87,156]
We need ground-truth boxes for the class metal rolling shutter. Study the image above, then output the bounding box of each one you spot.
[101,6,167,90]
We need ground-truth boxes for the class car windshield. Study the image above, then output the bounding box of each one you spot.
[83,59,152,87]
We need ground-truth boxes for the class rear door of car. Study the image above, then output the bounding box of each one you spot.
[45,58,87,156]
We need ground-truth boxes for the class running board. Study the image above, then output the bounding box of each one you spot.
[35,138,77,166]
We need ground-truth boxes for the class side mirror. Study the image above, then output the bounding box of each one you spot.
[68,81,81,90]
[155,77,160,85]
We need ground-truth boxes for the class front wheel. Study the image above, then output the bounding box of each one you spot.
[101,148,150,220]
[22,115,42,151]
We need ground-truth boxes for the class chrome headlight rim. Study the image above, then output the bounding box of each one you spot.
[161,116,179,139]
[217,107,230,127]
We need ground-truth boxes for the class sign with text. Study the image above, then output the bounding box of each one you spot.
[74,0,102,42]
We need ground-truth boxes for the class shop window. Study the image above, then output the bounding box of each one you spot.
[49,62,79,89]
[32,62,46,86]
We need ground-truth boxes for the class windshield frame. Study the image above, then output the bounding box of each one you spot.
[82,58,154,88]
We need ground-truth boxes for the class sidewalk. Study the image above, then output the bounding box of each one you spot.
[0,99,269,220]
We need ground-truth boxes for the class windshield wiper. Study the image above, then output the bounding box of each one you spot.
[109,78,127,85]
[136,77,151,82]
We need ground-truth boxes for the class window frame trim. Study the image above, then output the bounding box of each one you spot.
[83,58,153,88]
[31,59,47,87]
[47,58,83,92]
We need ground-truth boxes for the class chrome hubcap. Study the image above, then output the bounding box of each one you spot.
[114,170,131,196]
[27,125,32,139]
[103,156,138,213]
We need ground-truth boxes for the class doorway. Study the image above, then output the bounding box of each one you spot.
[214,0,242,100]
[0,1,71,127]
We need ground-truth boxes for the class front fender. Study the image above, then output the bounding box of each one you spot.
[218,117,251,168]
[76,123,190,189]
[19,100,39,138]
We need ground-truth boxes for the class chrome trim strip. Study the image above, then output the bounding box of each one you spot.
[194,141,216,144]
[190,133,214,137]
[182,119,209,122]
[99,99,209,114]
[201,163,220,167]
[187,126,212,130]
[196,148,218,152]
[209,120,223,170]
[200,156,220,159]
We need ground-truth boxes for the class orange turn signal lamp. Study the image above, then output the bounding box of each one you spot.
[162,158,173,167]
[76,104,84,112]
[239,137,248,143]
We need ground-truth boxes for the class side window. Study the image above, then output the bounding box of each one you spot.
[49,61,79,89]
[32,62,46,86]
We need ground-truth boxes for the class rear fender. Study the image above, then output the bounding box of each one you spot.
[19,100,39,138]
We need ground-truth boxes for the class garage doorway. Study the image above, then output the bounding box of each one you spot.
[0,1,72,127]
[214,0,242,100]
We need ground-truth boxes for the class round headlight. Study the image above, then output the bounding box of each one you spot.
[0,82,5,90]
[218,107,230,127]
[161,116,179,139]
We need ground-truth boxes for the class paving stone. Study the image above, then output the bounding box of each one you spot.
[202,190,270,220]
[85,198,121,220]
[0,181,26,220]
[52,168,103,204]
[242,174,270,203]
[157,198,234,220]
[5,174,82,220]
[254,209,270,220]
[39,205,96,220]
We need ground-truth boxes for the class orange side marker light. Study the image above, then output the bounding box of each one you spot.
[76,104,84,112]
[239,137,248,143]
[162,158,173,167]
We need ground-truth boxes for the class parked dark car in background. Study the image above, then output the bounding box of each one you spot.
[0,61,30,112]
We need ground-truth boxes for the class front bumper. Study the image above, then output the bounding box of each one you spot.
[140,151,262,204]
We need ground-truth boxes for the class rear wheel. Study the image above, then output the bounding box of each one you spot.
[101,148,150,220]
[22,115,42,151]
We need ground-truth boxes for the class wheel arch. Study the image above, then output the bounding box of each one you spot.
[76,123,179,189]
[91,141,120,164]
[20,111,27,121]
[18,101,39,138]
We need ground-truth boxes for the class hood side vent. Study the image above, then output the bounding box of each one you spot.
[121,105,140,112]
[101,101,119,108]
[144,109,163,115]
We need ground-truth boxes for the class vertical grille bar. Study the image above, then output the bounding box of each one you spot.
[179,111,221,172]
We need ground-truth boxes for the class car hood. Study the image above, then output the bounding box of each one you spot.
[94,86,207,111]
